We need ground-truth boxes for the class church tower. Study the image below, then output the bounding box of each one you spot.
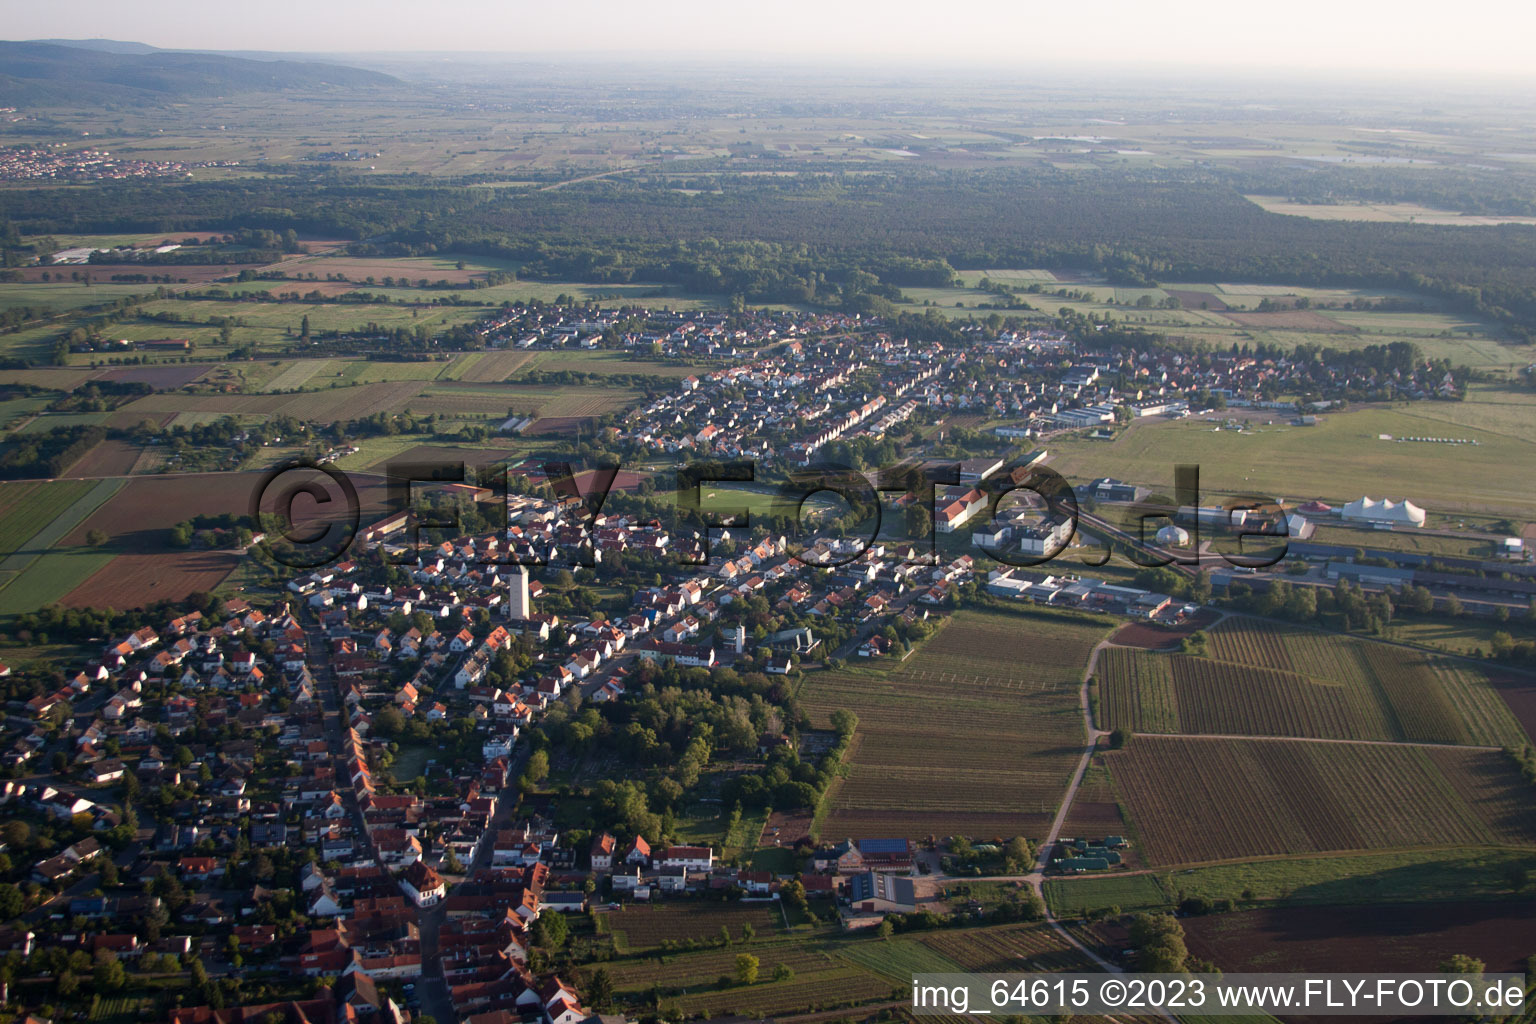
[508,563,531,620]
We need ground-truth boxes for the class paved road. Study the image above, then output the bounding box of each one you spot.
[306,618,373,842]
[413,713,532,1024]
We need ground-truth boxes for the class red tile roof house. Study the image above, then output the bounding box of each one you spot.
[400,860,447,907]
[658,845,715,870]
[178,857,225,882]
[589,832,616,871]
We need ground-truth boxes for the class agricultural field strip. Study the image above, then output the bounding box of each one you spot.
[0,482,72,555]
[1098,618,1526,748]
[915,922,1098,973]
[798,611,1109,835]
[1043,874,1169,917]
[0,549,117,618]
[601,904,784,951]
[1110,734,1536,867]
[260,360,333,392]
[0,478,124,582]
[626,925,1102,1019]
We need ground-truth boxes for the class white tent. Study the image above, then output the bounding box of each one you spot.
[1341,496,1425,528]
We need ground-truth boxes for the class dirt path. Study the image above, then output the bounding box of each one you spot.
[1021,637,1121,972]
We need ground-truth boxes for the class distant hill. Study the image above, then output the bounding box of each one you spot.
[29,38,161,55]
[0,40,404,106]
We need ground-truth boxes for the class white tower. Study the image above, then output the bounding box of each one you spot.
[731,625,746,655]
[508,563,531,621]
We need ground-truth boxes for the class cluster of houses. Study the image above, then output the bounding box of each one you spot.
[469,303,846,361]
[619,333,947,463]
[0,145,239,184]
[579,832,923,916]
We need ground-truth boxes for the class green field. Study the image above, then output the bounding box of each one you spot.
[0,478,125,616]
[1043,391,1536,518]
[1108,734,1536,866]
[1304,522,1494,559]
[1156,848,1536,907]
[0,480,95,554]
[1043,873,1169,917]
[601,903,786,953]
[799,608,1113,841]
[1388,617,1536,658]
[0,546,116,616]
[389,745,434,782]
[0,393,55,430]
[835,937,965,978]
[1098,618,1527,746]
[0,281,151,310]
[693,483,843,521]
[946,271,1534,369]
[511,349,708,378]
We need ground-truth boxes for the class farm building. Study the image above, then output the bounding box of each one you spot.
[847,870,916,914]
[1283,512,1314,539]
[813,837,914,874]
[1081,478,1148,503]
[957,457,1005,483]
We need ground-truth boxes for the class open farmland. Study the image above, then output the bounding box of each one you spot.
[62,550,239,608]
[262,254,501,284]
[1108,735,1536,866]
[63,439,143,477]
[1220,309,1354,331]
[92,363,210,389]
[599,903,783,952]
[602,940,897,1018]
[799,609,1111,840]
[914,921,1097,972]
[1147,848,1536,908]
[1183,901,1536,975]
[662,963,895,1019]
[0,368,104,392]
[1042,393,1536,519]
[1044,874,1170,918]
[452,350,537,382]
[0,480,95,555]
[62,470,397,552]
[1059,762,1130,839]
[1096,639,1526,746]
[1244,195,1536,226]
[1146,618,1531,746]
[403,382,639,426]
[258,359,339,392]
[0,547,117,616]
[113,380,432,425]
[0,475,122,614]
[512,349,708,379]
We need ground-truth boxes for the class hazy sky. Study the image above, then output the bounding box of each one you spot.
[9,0,1536,79]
